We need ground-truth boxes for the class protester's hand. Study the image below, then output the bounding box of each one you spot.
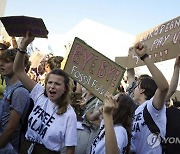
[134,42,147,57]
[19,31,35,50]
[76,99,86,108]
[129,46,134,52]
[11,36,16,41]
[103,94,116,115]
[175,54,180,67]
[98,106,103,114]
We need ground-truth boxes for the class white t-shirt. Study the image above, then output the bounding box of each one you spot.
[90,120,128,154]
[25,83,77,151]
[131,97,166,154]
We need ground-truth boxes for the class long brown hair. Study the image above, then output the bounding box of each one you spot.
[113,94,136,154]
[44,68,72,115]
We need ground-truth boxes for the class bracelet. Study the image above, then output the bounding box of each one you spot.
[17,48,27,54]
[140,54,149,61]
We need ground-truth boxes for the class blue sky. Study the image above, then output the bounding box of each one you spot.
[2,0,180,88]
[4,0,180,36]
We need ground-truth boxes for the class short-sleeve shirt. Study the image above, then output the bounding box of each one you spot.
[90,120,128,154]
[26,83,77,151]
[0,81,30,152]
[131,97,166,154]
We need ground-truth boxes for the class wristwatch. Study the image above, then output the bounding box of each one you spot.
[140,54,149,61]
[17,48,27,54]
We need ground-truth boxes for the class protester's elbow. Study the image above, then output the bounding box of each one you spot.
[161,85,169,93]
[160,81,169,92]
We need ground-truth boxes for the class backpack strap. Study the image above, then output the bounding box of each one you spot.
[9,85,25,104]
[143,104,165,153]
[9,84,27,150]
[143,104,161,134]
[9,85,26,126]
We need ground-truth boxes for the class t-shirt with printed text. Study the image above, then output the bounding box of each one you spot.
[131,97,166,154]
[25,83,77,152]
[90,120,128,154]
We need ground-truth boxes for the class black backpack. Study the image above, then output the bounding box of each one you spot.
[143,105,180,154]
[9,85,34,134]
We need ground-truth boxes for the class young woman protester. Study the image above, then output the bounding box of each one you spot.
[13,32,77,154]
[89,93,135,154]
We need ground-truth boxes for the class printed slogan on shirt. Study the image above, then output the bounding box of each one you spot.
[27,105,55,142]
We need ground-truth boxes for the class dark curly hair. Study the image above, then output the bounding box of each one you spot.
[0,48,29,68]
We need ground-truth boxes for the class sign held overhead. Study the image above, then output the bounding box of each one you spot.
[116,16,180,69]
[64,37,125,101]
[128,16,180,68]
[0,16,48,38]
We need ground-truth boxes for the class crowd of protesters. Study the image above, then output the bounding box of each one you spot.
[0,30,179,154]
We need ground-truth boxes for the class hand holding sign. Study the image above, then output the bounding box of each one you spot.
[103,93,116,115]
[134,43,148,58]
[19,31,35,50]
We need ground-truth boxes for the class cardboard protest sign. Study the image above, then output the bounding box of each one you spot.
[115,56,128,68]
[29,50,45,68]
[0,16,48,38]
[126,16,180,68]
[64,37,125,101]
